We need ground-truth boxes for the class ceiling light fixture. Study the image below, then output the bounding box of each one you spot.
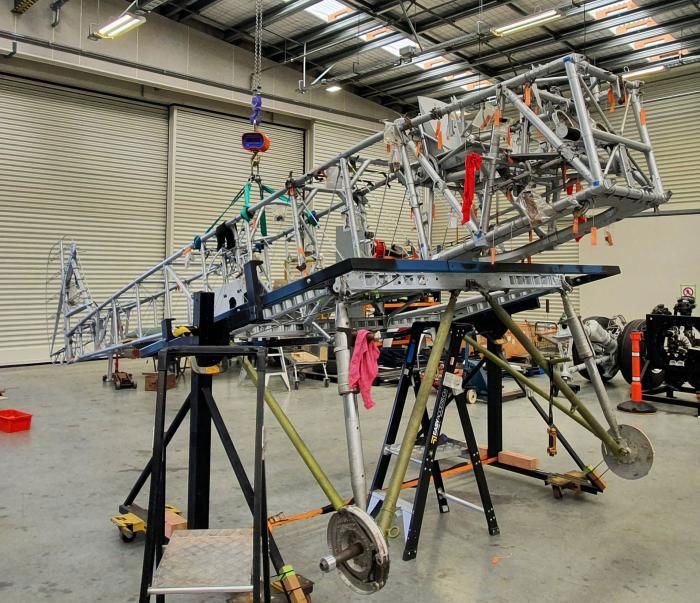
[621,64,666,79]
[326,85,342,92]
[491,9,561,36]
[89,3,146,40]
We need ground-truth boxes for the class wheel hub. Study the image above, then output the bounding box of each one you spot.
[601,424,654,480]
[325,506,390,594]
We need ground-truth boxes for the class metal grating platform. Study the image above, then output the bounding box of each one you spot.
[149,528,253,595]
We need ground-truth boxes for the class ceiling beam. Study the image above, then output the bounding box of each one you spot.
[161,0,220,21]
[363,0,691,98]
[310,0,515,65]
[222,0,322,43]
[267,0,512,63]
[419,37,700,104]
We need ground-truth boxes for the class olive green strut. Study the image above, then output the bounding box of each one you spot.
[242,357,345,511]
[478,290,625,457]
[377,291,460,535]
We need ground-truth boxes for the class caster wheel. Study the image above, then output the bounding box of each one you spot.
[294,381,299,390]
[324,379,330,388]
[114,381,122,390]
[120,528,136,543]
[466,388,478,404]
[552,486,563,500]
[102,375,108,382]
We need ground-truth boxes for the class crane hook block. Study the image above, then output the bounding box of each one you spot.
[242,131,270,153]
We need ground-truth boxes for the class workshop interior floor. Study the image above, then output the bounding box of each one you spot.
[1,359,698,602]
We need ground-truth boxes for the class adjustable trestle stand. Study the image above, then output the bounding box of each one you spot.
[370,322,499,561]
[133,292,287,603]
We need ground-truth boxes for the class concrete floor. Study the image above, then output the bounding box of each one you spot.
[1,359,698,602]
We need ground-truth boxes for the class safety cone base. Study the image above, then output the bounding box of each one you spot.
[617,399,657,414]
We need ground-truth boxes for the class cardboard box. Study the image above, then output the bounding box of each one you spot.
[143,372,178,392]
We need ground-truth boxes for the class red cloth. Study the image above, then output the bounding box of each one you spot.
[349,330,380,410]
[462,152,482,224]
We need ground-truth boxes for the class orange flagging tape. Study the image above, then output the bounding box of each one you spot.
[640,108,647,125]
[572,216,579,236]
[608,88,616,113]
[524,84,532,107]
[590,226,598,246]
[605,230,614,246]
[415,141,423,156]
[490,247,496,265]
[435,120,444,151]
[386,143,391,154]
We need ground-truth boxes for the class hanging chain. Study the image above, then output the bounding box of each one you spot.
[252,0,263,94]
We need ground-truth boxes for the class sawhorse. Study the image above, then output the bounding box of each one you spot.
[370,321,499,561]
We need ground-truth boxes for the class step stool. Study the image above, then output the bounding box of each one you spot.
[265,348,290,391]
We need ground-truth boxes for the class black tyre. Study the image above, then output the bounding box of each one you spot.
[617,319,665,390]
[573,316,618,382]
[120,529,135,543]
[324,379,330,388]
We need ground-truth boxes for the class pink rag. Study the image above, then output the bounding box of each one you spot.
[349,330,380,410]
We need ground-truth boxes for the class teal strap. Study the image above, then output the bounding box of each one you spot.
[203,187,245,236]
[244,181,252,207]
[240,206,253,222]
[262,184,291,204]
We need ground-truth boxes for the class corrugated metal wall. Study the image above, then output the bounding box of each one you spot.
[0,76,169,365]
[637,71,700,210]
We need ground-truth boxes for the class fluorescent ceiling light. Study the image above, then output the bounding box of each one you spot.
[621,64,666,79]
[326,85,342,92]
[93,12,145,39]
[491,9,561,36]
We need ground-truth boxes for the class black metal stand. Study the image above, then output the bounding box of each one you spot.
[134,292,281,603]
[370,322,499,562]
[634,313,700,416]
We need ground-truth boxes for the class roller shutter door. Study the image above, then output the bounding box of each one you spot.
[638,71,700,210]
[312,122,416,264]
[0,76,168,366]
[169,107,305,310]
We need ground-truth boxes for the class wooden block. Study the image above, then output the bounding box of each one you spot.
[478,444,489,458]
[164,509,187,539]
[497,450,538,471]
